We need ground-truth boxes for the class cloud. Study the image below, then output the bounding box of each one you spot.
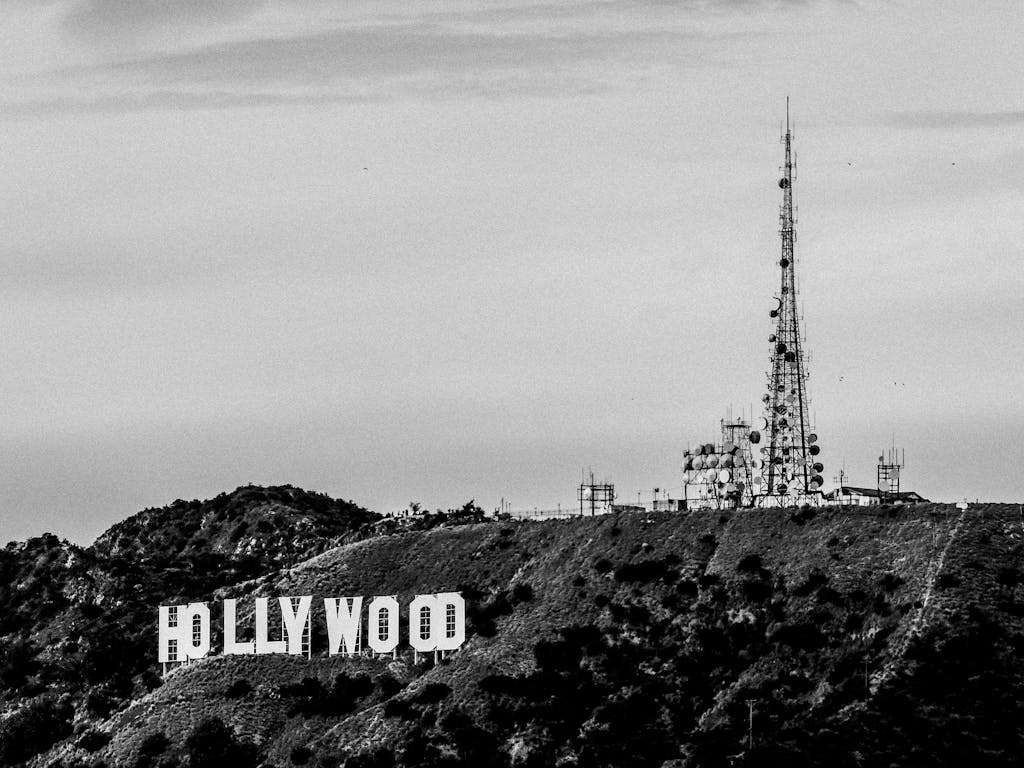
[61,0,265,44]
[86,25,705,85]
[0,90,384,120]
[885,110,1024,129]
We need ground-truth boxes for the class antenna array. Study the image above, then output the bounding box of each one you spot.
[752,102,824,505]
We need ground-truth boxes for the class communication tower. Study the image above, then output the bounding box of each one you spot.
[681,412,757,510]
[578,471,615,516]
[876,447,904,503]
[753,101,824,505]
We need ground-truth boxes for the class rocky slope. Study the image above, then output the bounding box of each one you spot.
[0,485,379,767]
[21,500,1024,768]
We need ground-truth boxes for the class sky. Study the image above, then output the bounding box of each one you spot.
[2,0,1023,544]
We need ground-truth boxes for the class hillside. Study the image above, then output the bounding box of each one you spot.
[0,485,379,767]
[26,500,1024,768]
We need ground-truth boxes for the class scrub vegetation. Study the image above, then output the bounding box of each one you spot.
[2,491,1024,767]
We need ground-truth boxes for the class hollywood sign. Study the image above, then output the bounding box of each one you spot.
[158,593,465,664]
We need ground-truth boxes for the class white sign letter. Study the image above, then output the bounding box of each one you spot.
[223,598,255,655]
[432,592,466,652]
[367,595,399,654]
[280,596,313,655]
[158,603,210,662]
[324,597,363,656]
[255,597,287,655]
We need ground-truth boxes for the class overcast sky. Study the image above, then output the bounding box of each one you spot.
[2,0,1023,543]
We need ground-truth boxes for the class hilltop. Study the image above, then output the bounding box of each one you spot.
[5,497,1023,767]
[0,485,379,766]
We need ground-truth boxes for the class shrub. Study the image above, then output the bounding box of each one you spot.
[413,683,451,705]
[816,586,844,606]
[878,572,905,592]
[77,729,111,753]
[737,553,765,574]
[512,583,535,602]
[344,748,396,768]
[937,573,960,590]
[794,570,829,597]
[742,580,772,603]
[614,559,668,584]
[224,678,252,699]
[0,695,73,765]
[184,717,256,768]
[770,621,826,651]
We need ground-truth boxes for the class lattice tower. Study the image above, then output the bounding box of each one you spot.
[759,103,822,503]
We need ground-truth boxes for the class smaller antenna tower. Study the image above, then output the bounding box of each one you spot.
[579,471,615,516]
[876,447,904,503]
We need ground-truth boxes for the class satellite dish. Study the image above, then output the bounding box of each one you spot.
[785,394,796,404]
[703,443,715,455]
[776,342,787,354]
[811,475,824,489]
[768,334,777,342]
[751,457,763,470]
[812,462,824,473]
[809,445,821,456]
[706,469,719,482]
[808,433,818,444]
[785,351,796,362]
[759,417,769,430]
[780,258,789,268]
[749,429,761,444]
[723,441,735,454]
[775,404,787,414]
[691,455,704,470]
[770,310,779,318]
[733,454,746,467]
[682,458,691,471]
[752,476,763,487]
[718,469,731,483]
[721,455,734,468]
[779,178,789,189]
[777,483,788,495]
[706,454,719,468]
[877,477,890,492]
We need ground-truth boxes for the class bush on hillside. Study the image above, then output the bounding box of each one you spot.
[77,728,112,752]
[614,559,669,584]
[184,717,257,768]
[0,695,73,765]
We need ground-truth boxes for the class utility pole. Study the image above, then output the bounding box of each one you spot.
[746,699,756,750]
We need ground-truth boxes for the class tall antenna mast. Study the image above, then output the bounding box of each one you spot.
[757,100,823,505]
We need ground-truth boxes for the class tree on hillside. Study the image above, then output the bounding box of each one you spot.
[184,717,257,768]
